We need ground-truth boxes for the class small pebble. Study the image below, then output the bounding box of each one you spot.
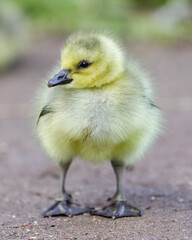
[177,197,184,202]
[22,223,30,227]
[151,196,157,201]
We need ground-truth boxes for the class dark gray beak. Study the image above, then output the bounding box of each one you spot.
[48,70,73,87]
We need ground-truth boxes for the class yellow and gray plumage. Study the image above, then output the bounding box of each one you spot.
[36,31,161,218]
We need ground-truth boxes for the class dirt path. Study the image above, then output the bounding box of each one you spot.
[0,37,192,240]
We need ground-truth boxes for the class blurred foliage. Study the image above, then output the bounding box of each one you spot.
[130,0,169,9]
[9,0,192,42]
[0,1,29,71]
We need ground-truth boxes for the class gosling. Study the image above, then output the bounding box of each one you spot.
[36,31,161,219]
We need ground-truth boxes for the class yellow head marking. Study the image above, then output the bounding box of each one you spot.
[60,32,125,88]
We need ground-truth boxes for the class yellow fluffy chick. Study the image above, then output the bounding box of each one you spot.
[36,31,161,219]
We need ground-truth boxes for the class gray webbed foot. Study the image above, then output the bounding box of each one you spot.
[91,201,142,219]
[42,200,90,217]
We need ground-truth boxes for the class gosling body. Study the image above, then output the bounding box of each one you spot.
[36,31,161,218]
[37,68,159,164]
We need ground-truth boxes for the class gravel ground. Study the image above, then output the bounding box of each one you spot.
[0,37,192,240]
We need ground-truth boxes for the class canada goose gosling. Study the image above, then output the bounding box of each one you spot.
[36,31,161,218]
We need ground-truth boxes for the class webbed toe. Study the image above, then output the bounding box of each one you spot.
[42,200,90,217]
[91,201,142,219]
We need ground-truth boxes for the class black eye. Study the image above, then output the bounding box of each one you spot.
[78,60,91,69]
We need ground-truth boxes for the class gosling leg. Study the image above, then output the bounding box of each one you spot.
[42,160,89,217]
[91,160,142,219]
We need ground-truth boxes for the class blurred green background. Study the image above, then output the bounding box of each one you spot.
[10,0,192,40]
[0,0,192,70]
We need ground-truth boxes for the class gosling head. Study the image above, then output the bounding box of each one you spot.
[48,32,125,89]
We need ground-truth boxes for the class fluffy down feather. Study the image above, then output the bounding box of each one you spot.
[36,31,161,165]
